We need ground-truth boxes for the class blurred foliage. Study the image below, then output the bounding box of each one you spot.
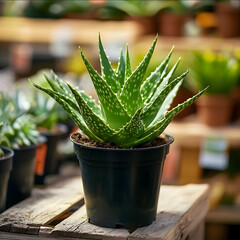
[190,50,239,94]
[22,70,70,130]
[233,47,240,86]
[0,92,40,149]
[3,0,92,18]
[2,0,209,19]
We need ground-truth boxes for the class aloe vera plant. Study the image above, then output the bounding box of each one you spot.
[31,35,206,148]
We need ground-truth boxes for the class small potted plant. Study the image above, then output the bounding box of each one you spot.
[0,92,41,208]
[0,130,13,213]
[103,0,170,35]
[17,70,68,184]
[158,0,195,36]
[190,50,239,126]
[31,35,206,228]
[215,0,240,38]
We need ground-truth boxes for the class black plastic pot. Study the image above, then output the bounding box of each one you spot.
[6,144,37,208]
[35,124,68,185]
[0,146,13,213]
[71,135,173,228]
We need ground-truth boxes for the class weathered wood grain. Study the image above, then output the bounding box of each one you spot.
[52,184,209,240]
[0,177,84,235]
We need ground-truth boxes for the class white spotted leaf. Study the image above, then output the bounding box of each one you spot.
[68,83,116,141]
[141,47,174,102]
[80,48,130,130]
[120,36,157,115]
[99,34,120,94]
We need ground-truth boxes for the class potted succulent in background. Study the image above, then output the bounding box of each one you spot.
[0,135,13,213]
[0,92,41,208]
[190,50,239,126]
[103,0,170,35]
[158,0,194,36]
[28,92,67,184]
[16,70,69,184]
[215,0,240,38]
[31,35,206,228]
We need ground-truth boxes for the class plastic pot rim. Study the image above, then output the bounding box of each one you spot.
[0,146,14,160]
[70,133,174,152]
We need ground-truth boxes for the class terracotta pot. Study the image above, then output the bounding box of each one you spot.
[215,3,240,38]
[158,12,187,36]
[196,95,233,127]
[126,16,158,35]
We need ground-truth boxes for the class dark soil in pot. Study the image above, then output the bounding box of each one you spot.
[0,146,13,213]
[6,144,37,208]
[35,123,68,185]
[71,132,173,228]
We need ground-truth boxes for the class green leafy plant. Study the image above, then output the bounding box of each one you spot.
[18,70,70,131]
[28,92,60,131]
[190,50,239,95]
[31,35,206,148]
[103,0,170,17]
[0,92,40,149]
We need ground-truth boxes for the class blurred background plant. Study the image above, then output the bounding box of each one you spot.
[0,92,40,150]
[190,50,239,95]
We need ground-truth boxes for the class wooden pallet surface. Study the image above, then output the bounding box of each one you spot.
[0,176,209,240]
[0,177,84,234]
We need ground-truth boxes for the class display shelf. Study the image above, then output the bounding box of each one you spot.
[0,17,140,44]
[0,17,240,51]
[166,116,240,148]
[165,116,240,184]
[133,34,240,52]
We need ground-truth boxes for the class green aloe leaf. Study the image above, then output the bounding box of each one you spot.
[78,90,102,117]
[45,72,102,117]
[30,81,102,141]
[125,44,132,78]
[51,71,73,96]
[147,57,181,105]
[120,36,158,115]
[143,87,207,137]
[68,83,116,141]
[80,48,130,130]
[151,73,188,125]
[109,108,145,147]
[116,49,125,89]
[142,72,188,127]
[98,34,120,93]
[141,46,174,102]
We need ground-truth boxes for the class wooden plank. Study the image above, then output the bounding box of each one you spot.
[0,177,84,235]
[52,184,209,240]
[0,231,90,240]
[134,35,240,52]
[187,221,204,240]
[52,206,129,240]
[128,184,209,240]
